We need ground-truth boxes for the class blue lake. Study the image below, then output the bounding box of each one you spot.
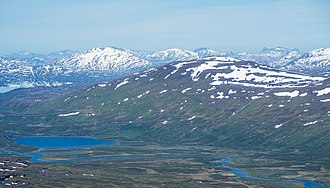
[13,136,117,149]
[0,86,34,93]
[3,131,17,136]
[0,136,119,162]
[0,87,16,93]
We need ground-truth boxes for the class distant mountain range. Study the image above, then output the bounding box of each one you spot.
[0,46,329,87]
[236,47,330,73]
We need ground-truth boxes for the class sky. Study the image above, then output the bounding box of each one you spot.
[0,0,329,54]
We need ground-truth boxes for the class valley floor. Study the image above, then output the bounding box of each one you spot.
[1,140,329,187]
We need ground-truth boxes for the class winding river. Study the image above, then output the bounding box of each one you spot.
[213,157,325,188]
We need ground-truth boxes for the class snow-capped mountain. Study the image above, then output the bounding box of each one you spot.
[0,46,329,88]
[61,47,150,72]
[193,48,223,58]
[0,49,79,87]
[234,47,330,73]
[5,50,76,66]
[138,48,199,64]
[0,58,34,87]
[0,47,152,87]
[281,48,330,72]
[268,50,303,67]
[236,47,302,64]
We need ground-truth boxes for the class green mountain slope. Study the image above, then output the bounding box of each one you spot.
[1,57,329,154]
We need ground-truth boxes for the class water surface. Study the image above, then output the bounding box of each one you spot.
[3,131,17,136]
[213,157,325,188]
[13,136,117,149]
[0,87,17,93]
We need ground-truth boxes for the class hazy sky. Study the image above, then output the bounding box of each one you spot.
[0,0,329,54]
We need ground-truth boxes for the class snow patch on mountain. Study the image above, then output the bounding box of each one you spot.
[166,57,325,88]
[58,112,80,117]
[274,90,300,98]
[304,121,318,126]
[275,124,283,128]
[314,88,330,96]
[115,79,130,90]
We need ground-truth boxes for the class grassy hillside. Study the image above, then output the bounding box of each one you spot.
[0,58,329,155]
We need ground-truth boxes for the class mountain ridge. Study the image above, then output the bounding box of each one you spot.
[1,46,329,87]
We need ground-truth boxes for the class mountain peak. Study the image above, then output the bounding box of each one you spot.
[141,48,198,63]
[193,48,224,58]
[309,48,330,56]
[86,46,126,54]
[16,51,33,55]
[260,47,298,54]
[61,47,150,72]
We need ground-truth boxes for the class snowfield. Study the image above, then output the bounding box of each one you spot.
[165,57,325,88]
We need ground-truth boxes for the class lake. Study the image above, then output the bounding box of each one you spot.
[13,136,117,149]
[0,136,119,162]
[3,131,17,136]
[0,85,34,93]
[0,87,17,93]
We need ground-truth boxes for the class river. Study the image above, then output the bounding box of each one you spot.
[212,157,325,188]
